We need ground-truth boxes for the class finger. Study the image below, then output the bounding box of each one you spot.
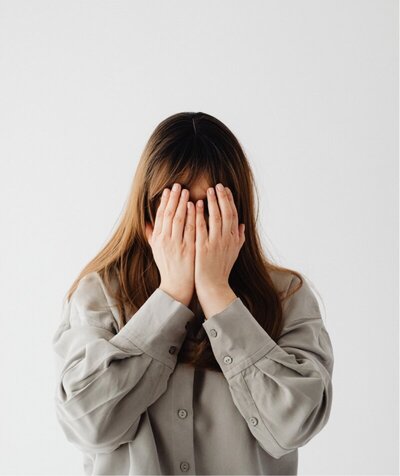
[195,199,207,245]
[215,183,233,238]
[171,188,189,241]
[224,187,239,236]
[162,183,182,237]
[206,186,222,242]
[183,200,195,245]
[153,188,170,236]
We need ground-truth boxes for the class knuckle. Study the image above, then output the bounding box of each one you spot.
[173,215,184,224]
[159,234,168,244]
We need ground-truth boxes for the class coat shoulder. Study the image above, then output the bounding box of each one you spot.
[269,269,300,298]
[70,271,120,333]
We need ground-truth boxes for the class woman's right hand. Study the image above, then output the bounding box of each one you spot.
[145,183,195,307]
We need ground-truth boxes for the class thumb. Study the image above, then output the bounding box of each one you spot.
[145,222,153,245]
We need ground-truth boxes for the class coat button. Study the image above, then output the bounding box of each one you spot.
[169,345,177,354]
[177,409,188,419]
[180,461,190,472]
[249,417,258,426]
[223,355,233,364]
[209,328,217,337]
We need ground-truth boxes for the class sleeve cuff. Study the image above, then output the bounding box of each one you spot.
[111,288,195,369]
[202,297,277,379]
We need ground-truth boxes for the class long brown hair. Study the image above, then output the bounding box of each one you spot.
[65,111,303,372]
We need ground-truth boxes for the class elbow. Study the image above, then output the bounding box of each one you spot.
[293,377,333,447]
[258,440,298,460]
[54,397,140,454]
[285,383,333,455]
[257,378,333,459]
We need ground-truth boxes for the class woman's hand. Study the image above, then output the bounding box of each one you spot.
[194,183,245,314]
[145,183,195,307]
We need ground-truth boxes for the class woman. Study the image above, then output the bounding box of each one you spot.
[52,112,334,475]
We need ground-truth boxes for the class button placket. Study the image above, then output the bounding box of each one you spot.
[177,408,188,419]
[180,461,190,472]
[172,363,196,475]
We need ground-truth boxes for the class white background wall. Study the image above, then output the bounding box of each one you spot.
[0,0,397,474]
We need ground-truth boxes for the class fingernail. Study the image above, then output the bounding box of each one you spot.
[172,183,180,191]
[208,187,215,195]
[216,183,224,191]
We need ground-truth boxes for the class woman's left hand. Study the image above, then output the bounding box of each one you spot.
[194,183,245,302]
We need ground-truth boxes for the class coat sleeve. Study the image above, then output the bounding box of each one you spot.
[52,271,194,454]
[202,274,334,459]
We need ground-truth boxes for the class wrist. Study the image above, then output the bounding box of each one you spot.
[196,280,230,295]
[158,285,192,308]
[196,284,237,320]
